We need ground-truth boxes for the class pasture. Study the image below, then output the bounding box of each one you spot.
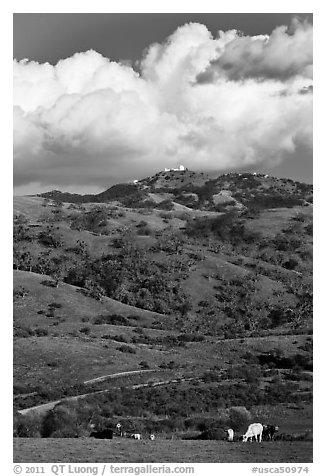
[13,438,313,463]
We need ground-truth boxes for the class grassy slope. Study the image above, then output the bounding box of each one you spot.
[183,250,290,310]
[14,270,165,324]
[13,196,48,221]
[14,270,174,387]
[14,332,311,388]
[14,265,311,395]
[245,206,313,238]
[181,205,312,321]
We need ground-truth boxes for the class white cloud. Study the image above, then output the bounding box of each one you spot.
[13,21,313,192]
[197,18,313,82]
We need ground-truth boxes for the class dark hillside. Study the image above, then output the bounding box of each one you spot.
[36,171,313,213]
[37,183,141,204]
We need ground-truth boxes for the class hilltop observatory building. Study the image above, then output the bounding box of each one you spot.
[131,165,187,184]
[164,165,186,172]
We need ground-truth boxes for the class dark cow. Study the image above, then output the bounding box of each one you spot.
[262,425,279,441]
[90,428,114,439]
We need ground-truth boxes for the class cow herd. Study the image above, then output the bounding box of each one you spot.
[88,424,278,442]
[226,423,279,442]
[89,429,155,440]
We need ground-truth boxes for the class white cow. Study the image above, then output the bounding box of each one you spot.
[131,433,141,440]
[149,434,155,441]
[242,423,263,442]
[225,428,234,442]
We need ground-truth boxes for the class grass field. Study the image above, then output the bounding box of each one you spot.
[13,438,313,463]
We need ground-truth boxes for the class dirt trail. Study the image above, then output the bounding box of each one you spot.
[17,376,197,416]
[83,369,156,385]
[17,333,310,416]
[17,369,164,415]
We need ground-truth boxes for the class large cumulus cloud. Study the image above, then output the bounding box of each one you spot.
[13,20,312,192]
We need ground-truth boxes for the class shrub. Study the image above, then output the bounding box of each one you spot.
[177,333,205,342]
[197,428,226,440]
[13,286,29,299]
[136,220,148,228]
[227,407,251,431]
[127,315,140,321]
[50,428,79,438]
[274,432,312,442]
[268,307,289,328]
[291,353,313,371]
[70,207,108,233]
[139,361,150,369]
[41,404,80,437]
[79,326,91,335]
[34,328,49,337]
[291,213,306,223]
[159,212,172,220]
[226,365,261,383]
[283,258,299,270]
[47,361,59,367]
[155,199,174,211]
[13,412,42,438]
[298,339,313,353]
[14,326,35,338]
[40,280,57,288]
[117,345,136,354]
[273,234,301,252]
[305,223,313,236]
[159,360,176,369]
[93,314,129,326]
[111,335,129,343]
[136,221,153,236]
[201,371,221,383]
[38,226,63,248]
[48,302,63,309]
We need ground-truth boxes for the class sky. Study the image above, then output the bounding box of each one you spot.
[13,13,313,195]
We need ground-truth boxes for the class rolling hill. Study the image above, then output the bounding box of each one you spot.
[13,168,313,445]
[36,170,313,210]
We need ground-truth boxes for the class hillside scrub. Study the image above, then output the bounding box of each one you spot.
[64,238,192,317]
[154,199,174,211]
[16,226,194,318]
[184,212,262,245]
[13,214,32,242]
[13,372,312,438]
[38,226,63,248]
[69,207,109,234]
[246,195,304,210]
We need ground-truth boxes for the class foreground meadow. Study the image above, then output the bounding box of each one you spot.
[14,438,313,463]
